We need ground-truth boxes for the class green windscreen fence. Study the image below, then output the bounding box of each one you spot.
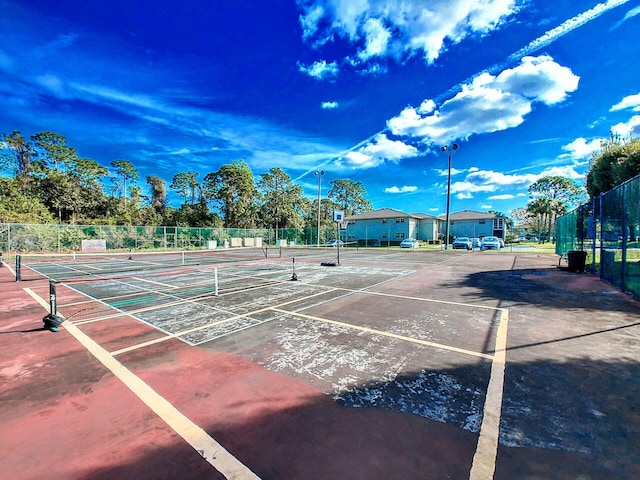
[556,173,640,300]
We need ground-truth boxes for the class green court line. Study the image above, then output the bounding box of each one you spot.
[110,296,157,307]
[107,285,217,308]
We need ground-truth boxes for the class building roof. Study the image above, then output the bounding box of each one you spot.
[346,208,416,220]
[438,209,504,221]
[347,208,497,222]
[411,213,440,220]
[346,208,439,221]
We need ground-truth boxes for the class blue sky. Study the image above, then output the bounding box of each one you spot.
[2,0,640,217]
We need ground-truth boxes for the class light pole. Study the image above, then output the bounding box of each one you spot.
[441,143,459,250]
[315,170,324,247]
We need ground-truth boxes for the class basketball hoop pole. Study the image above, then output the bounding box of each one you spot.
[336,221,340,265]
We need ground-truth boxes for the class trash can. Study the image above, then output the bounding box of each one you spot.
[567,250,587,272]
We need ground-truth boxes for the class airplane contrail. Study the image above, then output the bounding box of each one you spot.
[441,0,633,100]
[299,0,632,180]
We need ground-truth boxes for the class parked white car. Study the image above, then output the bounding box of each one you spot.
[481,236,502,250]
[399,238,419,249]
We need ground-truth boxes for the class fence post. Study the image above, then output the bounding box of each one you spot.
[599,193,604,279]
[591,197,596,271]
[15,254,21,282]
[621,183,627,292]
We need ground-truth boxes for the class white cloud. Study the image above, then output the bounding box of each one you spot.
[611,115,640,138]
[456,192,473,200]
[480,204,493,210]
[435,167,466,177]
[449,169,538,195]
[560,137,601,160]
[298,60,339,80]
[388,55,579,144]
[538,165,583,180]
[358,17,391,60]
[385,185,418,193]
[298,0,518,66]
[610,92,640,112]
[337,133,418,169]
[611,5,640,30]
[488,194,515,200]
[321,101,339,109]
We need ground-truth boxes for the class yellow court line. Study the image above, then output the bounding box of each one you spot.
[271,307,494,360]
[24,288,260,480]
[469,308,509,480]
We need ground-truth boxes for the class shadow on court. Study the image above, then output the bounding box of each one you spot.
[61,356,638,480]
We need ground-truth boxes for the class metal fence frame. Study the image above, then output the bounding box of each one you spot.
[555,173,640,300]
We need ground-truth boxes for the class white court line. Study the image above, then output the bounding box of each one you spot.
[110,289,337,355]
[3,261,16,277]
[24,287,260,480]
[469,308,509,480]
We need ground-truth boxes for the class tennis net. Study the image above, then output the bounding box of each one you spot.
[49,261,294,325]
[15,247,273,281]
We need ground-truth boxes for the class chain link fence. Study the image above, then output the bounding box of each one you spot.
[0,223,343,255]
[555,173,640,300]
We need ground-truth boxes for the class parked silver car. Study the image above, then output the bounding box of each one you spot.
[400,238,420,248]
[452,237,472,250]
[481,236,502,250]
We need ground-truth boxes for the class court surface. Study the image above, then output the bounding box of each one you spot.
[1,248,638,479]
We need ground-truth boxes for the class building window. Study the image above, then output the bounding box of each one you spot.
[395,218,405,223]
[479,220,485,224]
[348,220,356,225]
[395,232,406,239]
[493,218,503,229]
[382,219,387,224]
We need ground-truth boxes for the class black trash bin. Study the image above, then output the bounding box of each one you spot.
[567,250,587,272]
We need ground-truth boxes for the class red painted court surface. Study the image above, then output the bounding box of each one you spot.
[1,248,639,479]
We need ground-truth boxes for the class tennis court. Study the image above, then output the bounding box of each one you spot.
[1,247,638,479]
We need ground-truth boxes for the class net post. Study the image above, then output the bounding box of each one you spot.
[49,279,57,316]
[15,254,21,282]
[214,267,219,296]
[42,279,65,332]
[0,252,3,268]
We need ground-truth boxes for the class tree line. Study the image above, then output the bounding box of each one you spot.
[0,130,373,228]
[2,129,636,235]
[515,135,639,241]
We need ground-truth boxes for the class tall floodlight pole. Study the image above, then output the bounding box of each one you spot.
[315,170,324,247]
[441,143,459,250]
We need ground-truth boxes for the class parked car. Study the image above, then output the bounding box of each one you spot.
[528,236,538,242]
[399,238,419,249]
[481,236,502,250]
[452,236,472,250]
[325,239,344,247]
[470,237,481,249]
